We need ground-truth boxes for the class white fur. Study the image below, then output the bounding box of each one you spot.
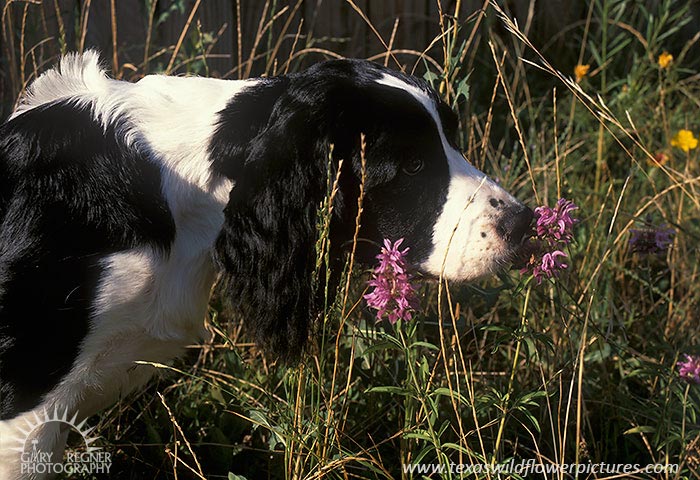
[2,52,253,480]
[376,73,521,280]
[11,51,108,120]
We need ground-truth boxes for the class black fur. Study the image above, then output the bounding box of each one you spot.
[211,60,451,361]
[0,102,176,419]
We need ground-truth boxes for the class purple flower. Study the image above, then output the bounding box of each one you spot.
[534,198,579,245]
[364,238,419,324]
[677,354,700,384]
[629,223,675,255]
[519,198,579,285]
[531,250,568,284]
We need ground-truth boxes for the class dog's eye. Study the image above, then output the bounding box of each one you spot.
[402,158,424,175]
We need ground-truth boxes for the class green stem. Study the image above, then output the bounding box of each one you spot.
[491,284,532,465]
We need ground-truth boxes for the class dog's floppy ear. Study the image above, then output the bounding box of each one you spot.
[209,78,290,178]
[212,78,346,361]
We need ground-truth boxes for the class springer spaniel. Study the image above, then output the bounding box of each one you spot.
[0,52,532,478]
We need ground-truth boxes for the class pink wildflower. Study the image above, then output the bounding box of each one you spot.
[519,198,579,285]
[677,354,700,384]
[364,238,418,324]
[534,198,578,244]
[530,250,569,285]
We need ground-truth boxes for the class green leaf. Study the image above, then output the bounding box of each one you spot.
[367,385,410,396]
[624,426,656,435]
[441,442,471,454]
[210,385,226,406]
[404,430,433,441]
[431,388,470,405]
[454,77,470,103]
[423,70,440,89]
[410,341,440,351]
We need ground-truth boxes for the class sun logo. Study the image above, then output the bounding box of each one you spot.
[9,406,112,476]
[9,406,101,455]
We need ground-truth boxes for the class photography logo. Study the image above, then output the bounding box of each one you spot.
[10,407,112,475]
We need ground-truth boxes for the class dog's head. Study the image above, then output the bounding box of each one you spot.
[211,59,532,359]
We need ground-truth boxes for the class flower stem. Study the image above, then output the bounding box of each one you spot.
[491,283,532,465]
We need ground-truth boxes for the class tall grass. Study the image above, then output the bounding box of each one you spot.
[2,0,699,478]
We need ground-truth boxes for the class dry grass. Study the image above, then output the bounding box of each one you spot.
[2,0,700,478]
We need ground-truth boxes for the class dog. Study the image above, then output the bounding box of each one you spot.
[0,51,532,478]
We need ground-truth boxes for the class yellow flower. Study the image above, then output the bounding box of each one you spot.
[658,51,673,69]
[671,130,698,153]
[574,64,590,82]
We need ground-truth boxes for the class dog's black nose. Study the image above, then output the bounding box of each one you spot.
[496,204,534,245]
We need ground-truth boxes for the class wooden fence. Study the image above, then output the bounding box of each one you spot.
[1,0,699,114]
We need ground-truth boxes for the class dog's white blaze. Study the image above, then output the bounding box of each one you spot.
[376,73,520,280]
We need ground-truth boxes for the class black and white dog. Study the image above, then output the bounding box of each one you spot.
[0,52,531,478]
